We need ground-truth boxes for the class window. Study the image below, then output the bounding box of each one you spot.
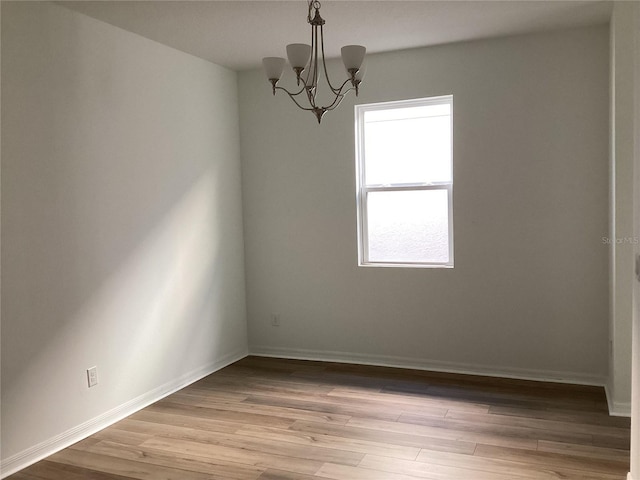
[355,96,453,267]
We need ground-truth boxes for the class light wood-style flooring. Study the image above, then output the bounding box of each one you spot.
[8,356,631,479]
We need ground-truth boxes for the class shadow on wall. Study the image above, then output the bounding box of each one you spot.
[1,163,243,456]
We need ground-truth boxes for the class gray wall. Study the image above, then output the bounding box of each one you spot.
[239,26,611,383]
[1,1,248,467]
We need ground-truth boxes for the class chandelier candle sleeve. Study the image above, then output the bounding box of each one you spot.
[261,0,366,123]
[286,44,311,76]
[341,45,366,74]
[262,57,286,81]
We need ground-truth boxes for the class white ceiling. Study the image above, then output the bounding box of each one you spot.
[59,1,613,71]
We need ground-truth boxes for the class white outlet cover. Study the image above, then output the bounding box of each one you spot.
[87,366,98,388]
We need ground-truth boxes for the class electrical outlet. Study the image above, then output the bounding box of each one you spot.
[87,366,98,388]
[271,313,281,327]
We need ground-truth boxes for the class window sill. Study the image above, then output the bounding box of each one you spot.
[358,262,454,269]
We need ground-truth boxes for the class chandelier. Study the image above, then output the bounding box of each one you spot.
[262,1,366,123]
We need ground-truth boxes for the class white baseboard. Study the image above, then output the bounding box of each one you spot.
[627,473,634,480]
[249,346,607,387]
[0,348,248,479]
[604,384,633,417]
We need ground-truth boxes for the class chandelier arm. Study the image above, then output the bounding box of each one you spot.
[306,88,318,109]
[312,24,321,93]
[300,26,319,109]
[275,68,316,111]
[325,95,344,111]
[305,27,318,108]
[324,90,349,111]
[302,22,315,89]
[323,84,358,111]
[331,78,354,96]
[276,83,308,97]
[275,86,317,111]
[310,80,352,110]
[319,24,344,94]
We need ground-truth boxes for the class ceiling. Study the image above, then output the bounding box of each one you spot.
[59,1,612,71]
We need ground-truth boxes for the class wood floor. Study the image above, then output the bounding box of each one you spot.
[9,356,631,480]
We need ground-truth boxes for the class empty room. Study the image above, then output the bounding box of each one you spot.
[1,1,639,479]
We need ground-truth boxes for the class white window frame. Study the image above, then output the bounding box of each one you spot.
[355,95,454,268]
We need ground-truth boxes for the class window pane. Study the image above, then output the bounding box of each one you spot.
[364,106,451,186]
[367,189,450,263]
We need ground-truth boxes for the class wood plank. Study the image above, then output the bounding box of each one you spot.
[49,448,230,480]
[289,420,477,455]
[246,387,452,419]
[127,409,240,434]
[163,387,250,403]
[321,362,604,399]
[537,439,630,462]
[199,375,334,396]
[393,384,601,412]
[326,388,491,414]
[346,416,539,450]
[358,454,530,480]
[473,444,629,477]
[316,463,422,480]
[235,424,422,460]
[145,401,297,429]
[163,393,352,425]
[257,469,320,480]
[397,411,595,445]
[242,393,406,422]
[592,432,632,450]
[417,447,626,480]
[229,356,328,375]
[70,439,263,480]
[114,418,364,466]
[445,410,630,438]
[140,436,324,476]
[91,427,153,446]
[488,405,631,428]
[8,460,136,480]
